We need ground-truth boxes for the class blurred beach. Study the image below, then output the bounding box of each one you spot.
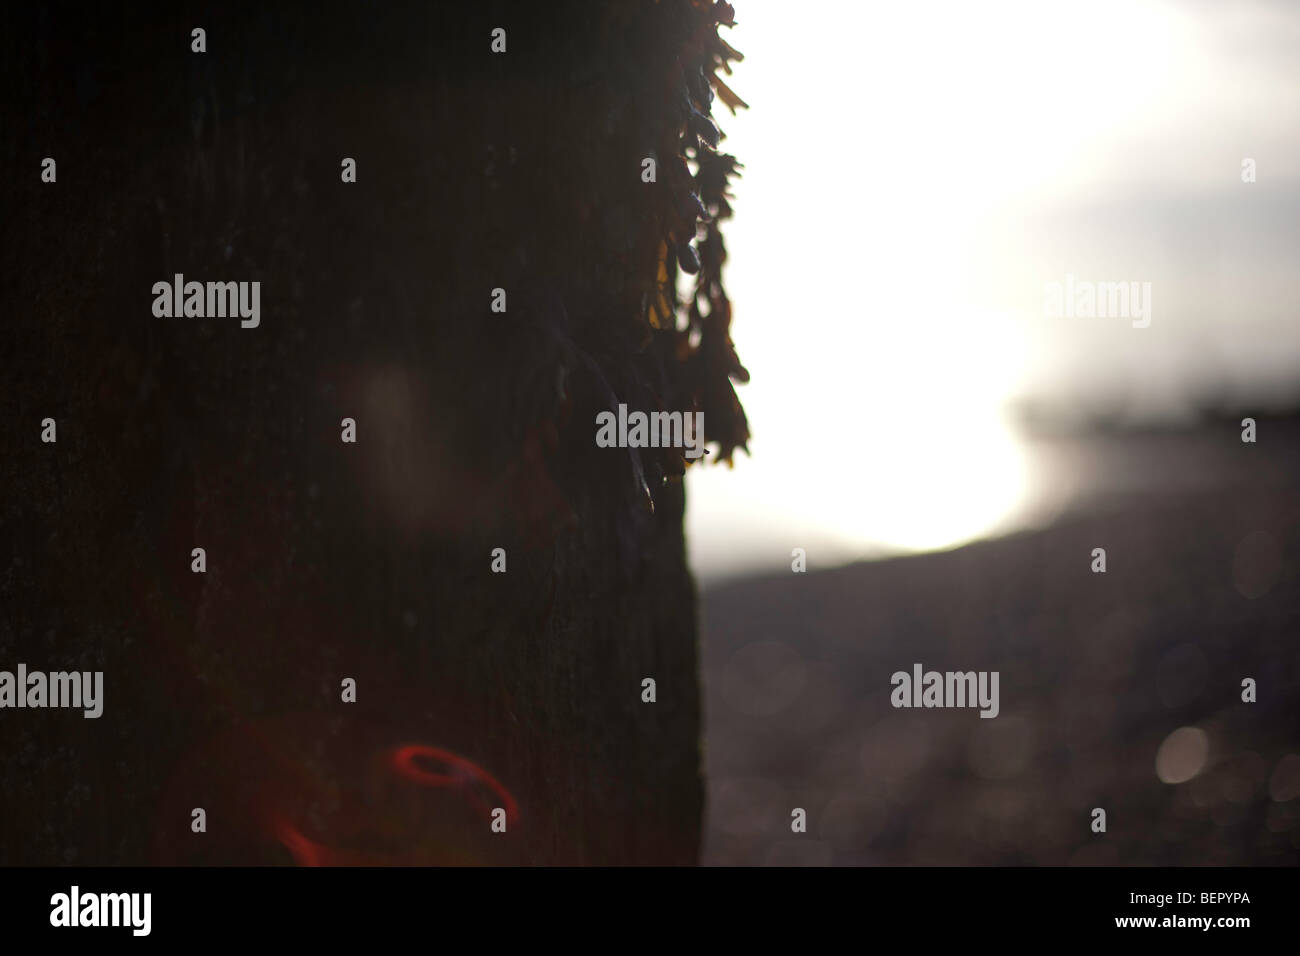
[700,415,1300,864]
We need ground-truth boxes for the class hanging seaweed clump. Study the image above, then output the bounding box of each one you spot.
[644,0,751,471]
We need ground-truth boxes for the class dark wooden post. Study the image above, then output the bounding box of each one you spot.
[1,1,747,864]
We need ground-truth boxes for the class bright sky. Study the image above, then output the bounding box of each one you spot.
[686,0,1300,581]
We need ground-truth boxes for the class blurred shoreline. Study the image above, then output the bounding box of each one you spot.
[690,413,1300,585]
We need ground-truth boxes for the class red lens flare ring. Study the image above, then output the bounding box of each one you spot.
[389,744,520,823]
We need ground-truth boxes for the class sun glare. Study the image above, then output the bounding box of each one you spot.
[685,0,1184,575]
